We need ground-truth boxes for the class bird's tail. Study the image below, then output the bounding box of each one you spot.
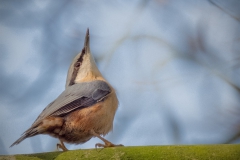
[10,128,38,147]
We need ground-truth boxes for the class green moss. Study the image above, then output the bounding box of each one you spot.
[15,152,61,160]
[1,145,240,160]
[55,145,240,160]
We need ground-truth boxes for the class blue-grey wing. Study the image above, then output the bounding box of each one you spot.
[50,88,110,116]
[32,80,111,126]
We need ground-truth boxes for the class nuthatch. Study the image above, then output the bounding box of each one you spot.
[10,29,123,151]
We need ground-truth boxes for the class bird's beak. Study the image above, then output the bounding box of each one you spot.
[84,28,90,53]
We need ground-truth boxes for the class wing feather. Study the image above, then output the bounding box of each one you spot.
[32,80,111,127]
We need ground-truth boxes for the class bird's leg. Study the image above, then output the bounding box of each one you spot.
[57,140,68,151]
[90,130,123,148]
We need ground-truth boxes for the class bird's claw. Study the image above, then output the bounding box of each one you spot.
[95,142,124,148]
[57,143,68,151]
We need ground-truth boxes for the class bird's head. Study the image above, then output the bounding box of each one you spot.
[66,29,103,87]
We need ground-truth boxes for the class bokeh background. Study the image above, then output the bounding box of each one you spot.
[0,0,240,155]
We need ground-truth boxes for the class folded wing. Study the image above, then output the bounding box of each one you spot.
[33,80,111,126]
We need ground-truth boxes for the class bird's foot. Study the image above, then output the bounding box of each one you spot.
[95,141,124,148]
[57,140,68,151]
[90,129,124,148]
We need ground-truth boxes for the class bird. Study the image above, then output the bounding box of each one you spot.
[10,29,123,151]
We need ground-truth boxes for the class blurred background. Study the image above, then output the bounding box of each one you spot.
[0,0,240,155]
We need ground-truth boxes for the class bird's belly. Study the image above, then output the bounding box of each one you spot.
[57,93,118,144]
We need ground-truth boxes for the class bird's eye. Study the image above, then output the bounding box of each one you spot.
[75,62,80,68]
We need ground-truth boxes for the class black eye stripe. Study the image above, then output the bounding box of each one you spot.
[75,62,80,67]
[68,49,86,86]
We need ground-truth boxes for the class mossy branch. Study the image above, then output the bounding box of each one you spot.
[1,144,240,160]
